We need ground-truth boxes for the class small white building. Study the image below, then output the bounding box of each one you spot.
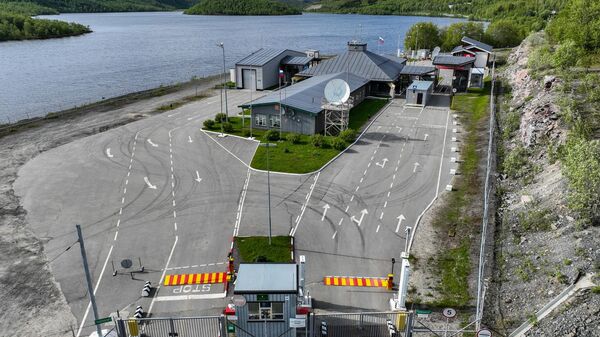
[235,48,308,90]
[406,80,434,106]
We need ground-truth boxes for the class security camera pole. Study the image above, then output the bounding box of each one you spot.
[217,42,229,121]
[76,224,103,337]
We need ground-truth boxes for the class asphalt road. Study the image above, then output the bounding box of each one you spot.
[14,90,455,336]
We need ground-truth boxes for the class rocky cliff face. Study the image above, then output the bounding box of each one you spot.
[485,32,600,335]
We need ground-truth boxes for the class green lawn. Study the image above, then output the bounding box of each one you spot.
[204,98,387,173]
[235,236,292,263]
[430,80,491,307]
[348,98,389,130]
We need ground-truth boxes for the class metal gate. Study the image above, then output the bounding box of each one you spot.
[307,311,411,337]
[116,316,223,337]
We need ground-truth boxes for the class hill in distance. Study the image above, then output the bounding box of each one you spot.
[184,0,301,15]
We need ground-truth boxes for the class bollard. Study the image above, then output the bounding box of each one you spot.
[141,281,152,297]
[134,305,144,319]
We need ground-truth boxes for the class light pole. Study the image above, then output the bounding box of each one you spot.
[217,42,229,121]
[76,225,103,337]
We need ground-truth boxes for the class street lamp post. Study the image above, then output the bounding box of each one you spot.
[217,42,229,121]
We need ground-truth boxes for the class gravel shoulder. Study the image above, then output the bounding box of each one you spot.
[0,75,222,337]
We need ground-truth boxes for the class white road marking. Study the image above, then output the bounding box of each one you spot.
[363,169,368,175]
[188,135,193,143]
[290,171,320,237]
[106,148,114,158]
[195,171,202,183]
[153,292,227,302]
[395,214,406,233]
[413,162,420,173]
[384,201,388,208]
[376,225,381,233]
[234,169,251,237]
[350,195,355,202]
[174,222,177,231]
[144,176,157,189]
[387,191,391,197]
[173,211,177,218]
[345,205,349,212]
[375,158,388,168]
[360,177,364,183]
[355,186,360,192]
[390,182,394,188]
[113,231,118,241]
[350,209,368,226]
[121,197,125,204]
[116,219,120,227]
[172,200,176,207]
[321,204,330,221]
[338,218,344,226]
[125,179,128,185]
[379,212,384,220]
[424,133,429,141]
[332,230,338,240]
[367,162,371,168]
[148,236,178,315]
[147,139,158,147]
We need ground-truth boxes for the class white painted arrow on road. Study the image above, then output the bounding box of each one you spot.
[188,136,193,143]
[321,204,330,221]
[147,139,158,147]
[375,158,389,168]
[424,133,429,141]
[144,176,157,189]
[106,148,114,158]
[413,162,420,173]
[395,214,406,233]
[350,209,368,227]
[195,171,202,183]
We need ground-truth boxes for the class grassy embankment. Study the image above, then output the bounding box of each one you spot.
[430,81,490,307]
[205,98,388,173]
[235,236,292,262]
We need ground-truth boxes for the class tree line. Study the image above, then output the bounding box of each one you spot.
[0,0,194,13]
[0,11,90,41]
[184,0,301,16]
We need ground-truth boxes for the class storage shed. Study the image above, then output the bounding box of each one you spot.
[233,263,298,337]
[235,49,306,90]
[406,80,434,106]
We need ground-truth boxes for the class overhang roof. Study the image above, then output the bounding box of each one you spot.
[461,37,493,53]
[234,263,297,294]
[240,72,369,114]
[400,65,437,76]
[433,55,476,66]
[297,48,405,82]
[282,56,313,66]
[236,48,303,67]
[408,80,434,91]
[451,46,477,55]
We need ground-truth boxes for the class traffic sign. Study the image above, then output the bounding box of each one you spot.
[232,295,246,307]
[477,329,492,337]
[442,308,457,318]
[289,318,306,328]
[94,317,112,325]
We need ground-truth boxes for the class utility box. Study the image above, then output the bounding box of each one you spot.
[233,263,298,337]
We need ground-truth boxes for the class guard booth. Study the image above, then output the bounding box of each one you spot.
[232,263,299,337]
[406,80,434,107]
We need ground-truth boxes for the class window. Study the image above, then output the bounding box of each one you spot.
[270,115,281,128]
[247,302,284,321]
[255,114,267,127]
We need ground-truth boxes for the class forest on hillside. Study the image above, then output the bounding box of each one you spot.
[185,0,301,16]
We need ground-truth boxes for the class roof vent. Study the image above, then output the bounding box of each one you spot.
[348,41,367,52]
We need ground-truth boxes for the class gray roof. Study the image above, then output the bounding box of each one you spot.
[461,37,493,53]
[297,48,405,82]
[240,72,369,114]
[234,264,297,293]
[236,48,303,67]
[433,55,475,66]
[400,65,437,76]
[408,80,434,91]
[282,56,313,66]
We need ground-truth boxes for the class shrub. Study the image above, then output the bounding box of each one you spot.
[310,134,324,147]
[264,129,279,141]
[203,119,215,129]
[331,137,347,151]
[214,112,227,123]
[221,122,233,133]
[226,81,236,88]
[286,133,301,144]
[552,40,583,69]
[527,44,553,72]
[502,145,530,179]
[485,19,525,48]
[517,206,556,232]
[339,129,357,143]
[242,129,251,137]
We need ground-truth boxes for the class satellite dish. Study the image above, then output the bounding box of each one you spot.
[324,79,350,105]
[432,46,441,59]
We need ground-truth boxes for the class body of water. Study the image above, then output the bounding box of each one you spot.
[0,12,467,122]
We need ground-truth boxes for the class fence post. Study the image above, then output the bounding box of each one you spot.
[168,318,178,337]
[116,319,127,337]
[220,314,228,337]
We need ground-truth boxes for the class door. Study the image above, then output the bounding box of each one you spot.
[416,92,423,105]
[242,69,256,90]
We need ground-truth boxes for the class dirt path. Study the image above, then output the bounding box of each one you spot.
[0,75,222,337]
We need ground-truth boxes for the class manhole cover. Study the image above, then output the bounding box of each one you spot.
[121,259,133,269]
